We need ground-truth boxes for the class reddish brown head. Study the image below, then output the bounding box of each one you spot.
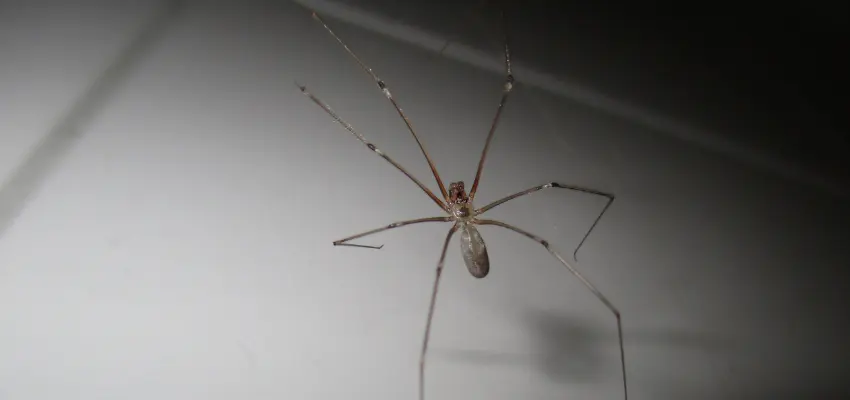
[449,181,468,204]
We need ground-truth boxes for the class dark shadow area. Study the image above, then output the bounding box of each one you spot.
[525,310,737,385]
[525,311,621,384]
[306,0,850,196]
[431,309,736,385]
[656,383,850,400]
[432,309,850,397]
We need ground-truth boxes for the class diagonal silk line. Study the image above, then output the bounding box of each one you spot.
[0,1,184,241]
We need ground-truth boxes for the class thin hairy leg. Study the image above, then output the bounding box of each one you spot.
[468,9,514,201]
[296,83,447,212]
[419,224,459,400]
[476,182,615,259]
[476,218,628,400]
[310,11,450,202]
[334,216,452,249]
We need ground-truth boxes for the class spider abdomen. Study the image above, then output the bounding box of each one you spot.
[459,224,490,278]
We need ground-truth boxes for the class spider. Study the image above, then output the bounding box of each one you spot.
[296,8,627,400]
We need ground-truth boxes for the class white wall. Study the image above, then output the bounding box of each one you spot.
[0,1,847,399]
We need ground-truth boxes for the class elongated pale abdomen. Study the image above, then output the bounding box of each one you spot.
[459,224,490,278]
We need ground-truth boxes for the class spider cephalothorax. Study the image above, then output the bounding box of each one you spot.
[448,181,468,204]
[448,181,475,220]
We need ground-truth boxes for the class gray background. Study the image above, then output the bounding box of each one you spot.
[0,0,848,399]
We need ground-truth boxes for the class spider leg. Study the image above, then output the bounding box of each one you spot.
[475,218,628,400]
[310,11,450,202]
[420,224,459,400]
[468,7,514,201]
[296,83,447,212]
[334,216,453,249]
[475,182,615,260]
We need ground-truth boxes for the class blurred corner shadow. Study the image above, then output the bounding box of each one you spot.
[430,308,738,386]
[655,383,850,400]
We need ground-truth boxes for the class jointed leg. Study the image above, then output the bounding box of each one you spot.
[476,218,627,400]
[476,182,615,260]
[420,224,459,400]
[334,216,453,249]
[468,8,514,201]
[310,12,450,202]
[296,83,447,212]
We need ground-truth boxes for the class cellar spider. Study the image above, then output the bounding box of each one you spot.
[296,8,627,400]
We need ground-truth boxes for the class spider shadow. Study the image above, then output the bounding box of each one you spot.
[430,308,737,385]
